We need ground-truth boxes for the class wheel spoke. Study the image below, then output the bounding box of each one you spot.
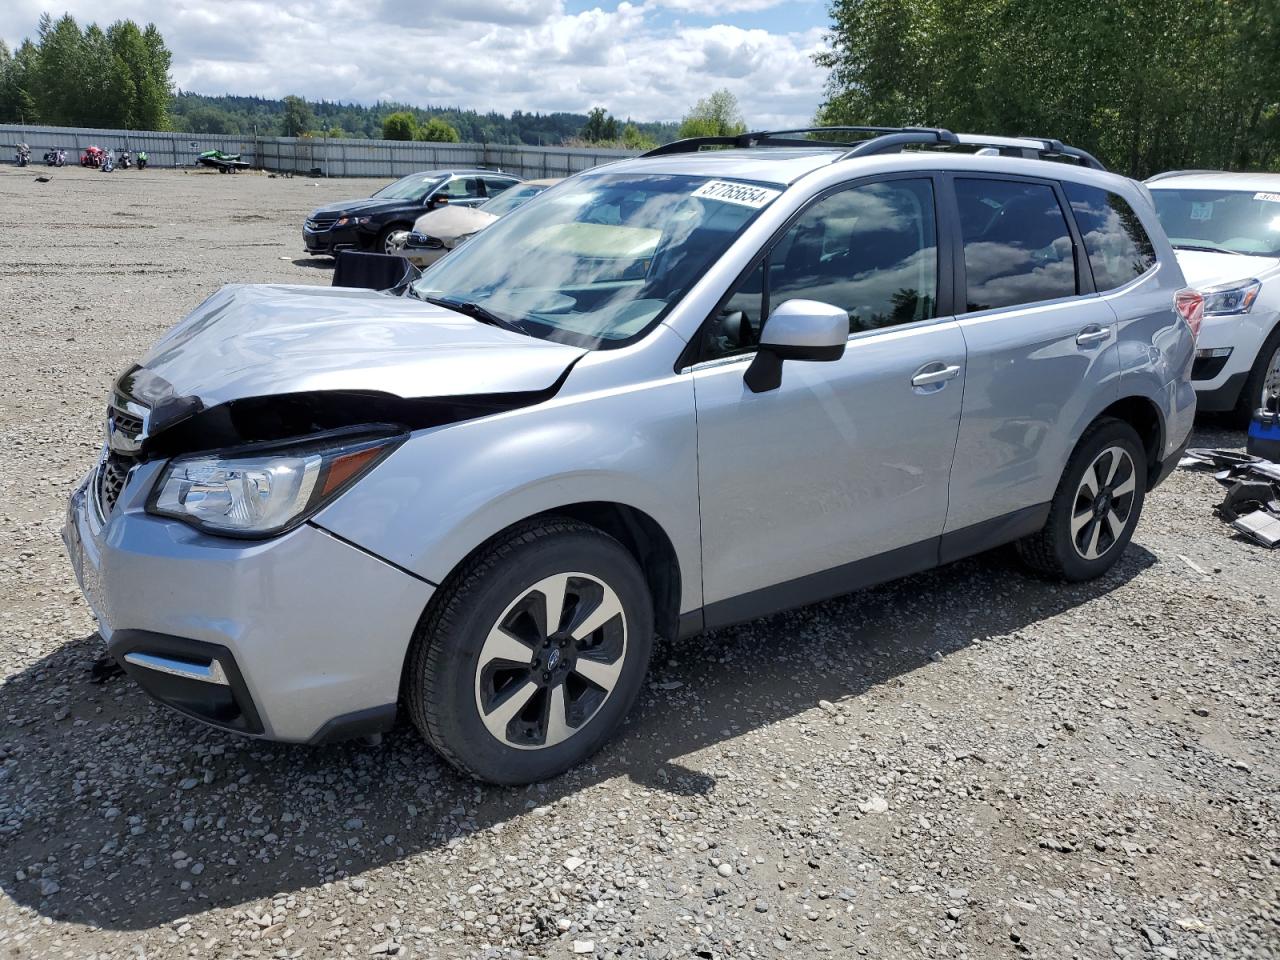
[1103,449,1122,485]
[1084,519,1103,560]
[537,573,571,638]
[544,684,574,746]
[1104,508,1126,541]
[480,626,534,668]
[1111,473,1136,498]
[480,681,537,740]
[570,591,623,641]
[1070,506,1093,538]
[1078,464,1100,500]
[574,655,624,693]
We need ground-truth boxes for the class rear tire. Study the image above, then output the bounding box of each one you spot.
[406,518,653,785]
[1017,418,1147,581]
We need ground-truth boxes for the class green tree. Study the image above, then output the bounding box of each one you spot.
[382,110,418,140]
[815,0,1280,177]
[621,122,655,150]
[678,89,748,139]
[325,124,346,138]
[416,117,460,142]
[282,95,314,137]
[581,107,620,143]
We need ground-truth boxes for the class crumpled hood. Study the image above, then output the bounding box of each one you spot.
[137,283,585,407]
[1174,250,1280,288]
[411,205,497,242]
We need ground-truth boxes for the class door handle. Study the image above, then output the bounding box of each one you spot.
[911,363,962,388]
[1076,325,1111,346]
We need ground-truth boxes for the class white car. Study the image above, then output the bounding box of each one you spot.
[1147,171,1280,418]
[399,178,561,267]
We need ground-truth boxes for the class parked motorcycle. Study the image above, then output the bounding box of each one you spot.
[100,152,114,172]
[136,151,148,171]
[118,150,131,170]
[44,149,66,167]
[16,143,30,167]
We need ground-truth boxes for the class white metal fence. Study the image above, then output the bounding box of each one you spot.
[1,123,638,178]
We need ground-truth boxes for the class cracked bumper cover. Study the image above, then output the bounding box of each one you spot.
[63,463,434,742]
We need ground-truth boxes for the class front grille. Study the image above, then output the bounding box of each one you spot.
[406,232,443,249]
[96,452,134,516]
[306,216,338,231]
[112,408,143,436]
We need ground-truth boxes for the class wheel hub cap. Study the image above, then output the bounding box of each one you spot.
[474,572,627,750]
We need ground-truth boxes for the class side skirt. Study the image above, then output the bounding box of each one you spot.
[682,503,1051,635]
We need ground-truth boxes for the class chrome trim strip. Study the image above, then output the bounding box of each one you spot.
[123,652,230,686]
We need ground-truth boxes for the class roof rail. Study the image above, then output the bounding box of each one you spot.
[1144,169,1226,182]
[642,125,1106,170]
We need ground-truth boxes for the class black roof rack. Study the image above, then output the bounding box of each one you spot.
[642,125,1106,170]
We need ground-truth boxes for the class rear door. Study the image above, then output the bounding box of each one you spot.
[691,175,967,623]
[941,174,1120,547]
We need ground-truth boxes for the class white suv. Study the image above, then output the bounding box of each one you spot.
[1147,171,1280,418]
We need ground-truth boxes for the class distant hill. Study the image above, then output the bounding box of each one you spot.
[170,91,679,146]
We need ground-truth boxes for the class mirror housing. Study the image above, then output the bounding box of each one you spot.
[428,195,449,207]
[744,299,849,393]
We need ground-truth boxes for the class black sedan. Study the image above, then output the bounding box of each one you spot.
[303,169,523,256]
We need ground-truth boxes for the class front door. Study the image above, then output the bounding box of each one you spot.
[691,176,967,625]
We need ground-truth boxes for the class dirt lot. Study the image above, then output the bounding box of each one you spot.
[0,165,1276,960]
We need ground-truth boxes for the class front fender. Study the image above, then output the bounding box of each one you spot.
[312,371,703,612]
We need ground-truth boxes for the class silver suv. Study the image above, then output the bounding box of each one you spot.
[65,127,1198,784]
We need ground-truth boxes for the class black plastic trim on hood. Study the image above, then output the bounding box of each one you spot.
[130,355,582,462]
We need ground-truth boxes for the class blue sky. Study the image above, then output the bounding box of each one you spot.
[1,1,834,127]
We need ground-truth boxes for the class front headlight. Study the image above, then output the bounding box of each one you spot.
[148,432,402,537]
[1201,278,1261,316]
[333,215,371,228]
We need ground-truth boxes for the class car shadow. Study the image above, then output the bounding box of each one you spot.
[0,544,1156,929]
[291,257,334,270]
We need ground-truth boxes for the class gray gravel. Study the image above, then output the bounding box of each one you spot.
[1,165,1277,959]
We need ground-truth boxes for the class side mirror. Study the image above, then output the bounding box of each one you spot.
[428,195,449,207]
[744,299,848,393]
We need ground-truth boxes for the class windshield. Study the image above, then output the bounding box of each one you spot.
[373,173,446,202]
[411,173,781,347]
[1151,188,1280,257]
[479,183,546,217]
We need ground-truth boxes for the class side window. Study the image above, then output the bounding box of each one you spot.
[483,177,518,197]
[439,177,482,199]
[1064,182,1157,290]
[955,178,1077,312]
[702,178,939,359]
[768,179,938,332]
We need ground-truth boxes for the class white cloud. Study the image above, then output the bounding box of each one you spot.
[0,0,827,127]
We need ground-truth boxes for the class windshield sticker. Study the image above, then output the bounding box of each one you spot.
[1190,201,1215,221]
[1255,191,1280,204]
[693,180,782,209]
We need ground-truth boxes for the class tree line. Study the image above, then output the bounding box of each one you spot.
[0,13,171,129]
[816,0,1280,177]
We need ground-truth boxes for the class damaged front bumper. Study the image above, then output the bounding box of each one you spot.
[63,461,434,742]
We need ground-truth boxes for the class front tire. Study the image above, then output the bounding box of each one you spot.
[1237,325,1280,421]
[378,225,410,256]
[1017,418,1147,581]
[406,519,653,784]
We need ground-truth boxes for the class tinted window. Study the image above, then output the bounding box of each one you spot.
[439,177,482,199]
[956,179,1076,311]
[769,179,938,332]
[701,179,938,359]
[1065,183,1156,290]
[482,177,520,197]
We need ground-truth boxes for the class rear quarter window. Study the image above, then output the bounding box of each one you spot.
[1064,183,1156,291]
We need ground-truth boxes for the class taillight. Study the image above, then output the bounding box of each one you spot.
[1175,289,1204,340]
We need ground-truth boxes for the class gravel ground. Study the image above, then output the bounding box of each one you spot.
[0,165,1277,960]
